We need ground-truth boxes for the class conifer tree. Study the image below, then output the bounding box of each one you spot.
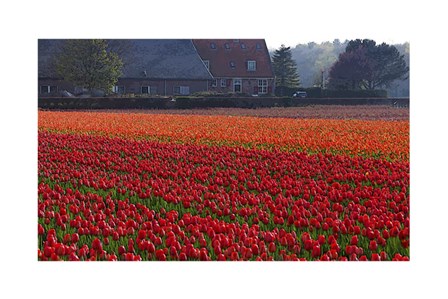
[272,45,300,96]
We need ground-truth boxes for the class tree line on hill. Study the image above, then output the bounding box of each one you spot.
[271,39,410,97]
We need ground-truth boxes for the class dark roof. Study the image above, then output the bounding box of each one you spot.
[38,39,64,78]
[121,39,212,79]
[192,39,275,78]
[38,39,213,80]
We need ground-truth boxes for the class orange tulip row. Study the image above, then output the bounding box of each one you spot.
[38,111,409,161]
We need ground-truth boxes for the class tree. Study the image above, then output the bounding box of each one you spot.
[327,47,371,90]
[56,39,123,94]
[328,39,409,90]
[272,45,300,96]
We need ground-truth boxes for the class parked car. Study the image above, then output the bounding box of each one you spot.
[293,91,307,98]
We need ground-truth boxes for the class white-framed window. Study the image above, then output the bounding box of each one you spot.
[247,60,256,71]
[203,60,210,70]
[229,61,236,69]
[258,79,268,94]
[112,86,125,94]
[233,78,242,93]
[210,42,216,49]
[221,79,227,88]
[211,79,217,87]
[141,86,150,94]
[174,86,190,95]
[40,85,57,94]
[224,43,230,49]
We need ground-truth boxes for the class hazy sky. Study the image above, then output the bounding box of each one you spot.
[28,0,412,49]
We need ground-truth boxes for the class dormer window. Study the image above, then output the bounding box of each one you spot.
[240,43,246,49]
[229,61,236,69]
[224,43,230,49]
[247,60,256,71]
[256,43,262,50]
[210,42,216,49]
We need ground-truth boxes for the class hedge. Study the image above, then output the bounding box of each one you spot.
[275,87,387,98]
[38,96,408,110]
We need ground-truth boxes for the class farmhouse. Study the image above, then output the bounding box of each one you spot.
[38,39,275,96]
[192,39,275,96]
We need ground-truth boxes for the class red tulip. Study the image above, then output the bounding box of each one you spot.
[311,244,321,258]
[304,239,313,251]
[199,248,209,261]
[156,249,166,261]
[38,224,45,235]
[63,233,71,244]
[78,247,87,258]
[179,252,187,261]
[147,242,155,254]
[320,254,330,261]
[138,229,146,240]
[51,253,59,261]
[359,255,368,261]
[318,235,326,245]
[170,246,178,257]
[217,254,226,261]
[371,253,381,261]
[118,245,126,256]
[349,253,358,261]
[369,240,378,252]
[68,252,80,261]
[55,244,66,256]
[355,247,364,256]
[108,254,118,261]
[328,249,338,260]
[330,242,340,253]
[92,238,102,252]
[251,244,259,256]
[44,246,53,258]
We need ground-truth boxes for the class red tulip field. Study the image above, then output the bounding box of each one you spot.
[38,109,409,261]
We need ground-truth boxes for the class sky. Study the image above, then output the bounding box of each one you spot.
[1,1,448,299]
[23,1,414,49]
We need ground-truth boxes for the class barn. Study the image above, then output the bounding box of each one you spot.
[38,39,275,96]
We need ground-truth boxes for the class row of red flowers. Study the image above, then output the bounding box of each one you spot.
[38,131,409,261]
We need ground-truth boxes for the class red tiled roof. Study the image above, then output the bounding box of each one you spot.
[192,39,274,78]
